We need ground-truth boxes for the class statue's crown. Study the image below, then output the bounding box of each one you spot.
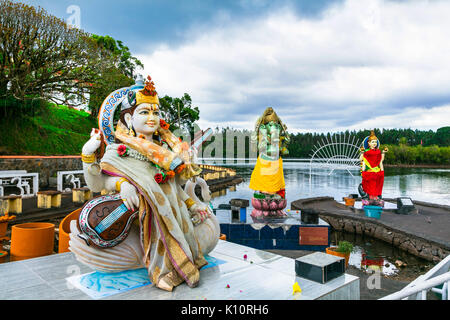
[368,130,377,141]
[142,76,157,97]
[125,74,160,110]
[135,75,159,106]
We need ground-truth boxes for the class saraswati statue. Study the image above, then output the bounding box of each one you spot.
[358,130,388,207]
[69,75,220,291]
[249,107,290,219]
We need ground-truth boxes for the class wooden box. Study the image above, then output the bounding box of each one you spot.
[295,252,345,284]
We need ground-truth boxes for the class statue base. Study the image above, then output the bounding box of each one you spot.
[250,196,288,219]
[362,198,385,208]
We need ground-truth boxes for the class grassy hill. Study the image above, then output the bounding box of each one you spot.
[0,104,97,155]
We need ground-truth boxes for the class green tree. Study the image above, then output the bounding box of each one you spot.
[431,126,450,147]
[87,34,144,117]
[0,0,113,107]
[399,137,408,146]
[159,93,200,134]
[87,67,134,118]
[90,34,143,78]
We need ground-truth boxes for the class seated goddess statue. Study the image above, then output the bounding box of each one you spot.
[69,75,220,291]
[249,107,290,219]
[359,130,388,207]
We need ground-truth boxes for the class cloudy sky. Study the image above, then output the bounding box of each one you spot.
[20,0,450,133]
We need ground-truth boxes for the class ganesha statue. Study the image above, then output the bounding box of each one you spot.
[69,75,220,292]
[358,130,388,207]
[249,107,290,219]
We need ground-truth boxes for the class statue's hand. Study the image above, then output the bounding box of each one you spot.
[120,181,139,211]
[177,142,191,164]
[189,203,211,225]
[82,128,102,155]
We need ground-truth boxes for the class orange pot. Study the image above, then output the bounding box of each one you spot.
[326,247,350,268]
[0,250,8,263]
[344,197,356,206]
[10,222,55,261]
[0,221,7,238]
[58,209,81,253]
[219,234,226,241]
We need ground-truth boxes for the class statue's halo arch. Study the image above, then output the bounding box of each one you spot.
[362,136,380,150]
[97,80,144,145]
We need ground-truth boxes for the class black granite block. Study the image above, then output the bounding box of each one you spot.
[230,199,250,207]
[396,197,416,215]
[301,209,319,224]
[295,252,345,284]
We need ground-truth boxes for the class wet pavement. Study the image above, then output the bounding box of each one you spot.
[268,249,440,300]
[291,197,450,262]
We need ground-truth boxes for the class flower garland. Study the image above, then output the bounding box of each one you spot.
[154,169,175,184]
[117,144,179,184]
[117,144,128,157]
[160,119,170,130]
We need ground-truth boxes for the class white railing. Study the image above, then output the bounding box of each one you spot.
[57,170,84,192]
[380,255,450,300]
[0,170,39,197]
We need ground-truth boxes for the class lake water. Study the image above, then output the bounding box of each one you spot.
[204,160,450,208]
[203,160,448,276]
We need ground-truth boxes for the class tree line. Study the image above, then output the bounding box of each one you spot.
[200,126,450,165]
[287,127,450,158]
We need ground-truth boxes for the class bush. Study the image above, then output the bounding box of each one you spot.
[336,241,354,254]
[384,144,449,165]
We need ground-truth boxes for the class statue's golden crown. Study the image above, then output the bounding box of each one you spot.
[136,76,159,106]
[368,130,378,141]
[264,112,278,124]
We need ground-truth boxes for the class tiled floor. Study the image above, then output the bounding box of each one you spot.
[0,240,359,300]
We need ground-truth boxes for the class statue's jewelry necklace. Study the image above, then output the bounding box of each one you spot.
[126,147,150,162]
[114,143,177,184]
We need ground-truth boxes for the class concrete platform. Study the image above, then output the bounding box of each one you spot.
[0,240,359,300]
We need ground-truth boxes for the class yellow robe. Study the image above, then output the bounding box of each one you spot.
[249,156,285,193]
